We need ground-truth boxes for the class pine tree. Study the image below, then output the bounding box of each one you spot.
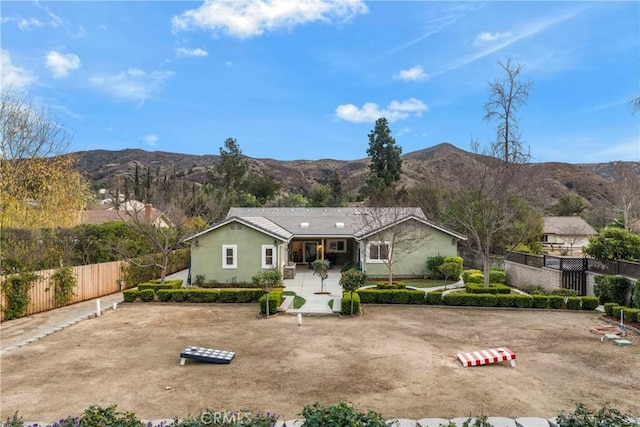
[363,117,402,200]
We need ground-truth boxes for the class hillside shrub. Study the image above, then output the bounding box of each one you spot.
[488,269,506,284]
[341,292,361,315]
[580,297,599,311]
[465,283,511,294]
[123,289,139,302]
[138,289,155,302]
[566,297,581,310]
[1,272,37,320]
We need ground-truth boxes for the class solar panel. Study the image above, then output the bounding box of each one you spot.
[180,346,236,365]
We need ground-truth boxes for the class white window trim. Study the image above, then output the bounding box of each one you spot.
[262,244,276,269]
[222,244,237,269]
[366,241,391,264]
[327,239,347,253]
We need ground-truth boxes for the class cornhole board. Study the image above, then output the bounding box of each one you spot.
[179,346,235,366]
[456,347,516,368]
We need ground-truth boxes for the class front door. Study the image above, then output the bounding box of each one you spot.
[304,242,318,264]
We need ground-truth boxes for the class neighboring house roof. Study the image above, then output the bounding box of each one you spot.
[186,216,293,242]
[543,216,597,235]
[220,207,466,241]
[81,202,171,227]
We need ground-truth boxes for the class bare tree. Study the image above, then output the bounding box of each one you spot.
[611,162,640,231]
[557,223,588,255]
[356,207,431,285]
[0,90,89,228]
[484,59,532,163]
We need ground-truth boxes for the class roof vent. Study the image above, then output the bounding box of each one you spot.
[336,222,345,228]
[300,222,309,228]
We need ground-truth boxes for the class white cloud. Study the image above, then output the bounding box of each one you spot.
[89,68,174,105]
[45,51,81,78]
[473,31,512,46]
[0,50,37,91]
[224,61,233,68]
[175,47,209,57]
[18,17,43,31]
[335,98,428,123]
[397,127,411,136]
[394,65,428,82]
[172,0,368,38]
[143,134,158,146]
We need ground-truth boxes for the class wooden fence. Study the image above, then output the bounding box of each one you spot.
[0,260,124,321]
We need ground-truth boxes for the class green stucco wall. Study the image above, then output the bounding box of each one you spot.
[361,221,459,278]
[190,223,282,284]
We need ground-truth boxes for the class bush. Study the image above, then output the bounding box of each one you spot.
[632,280,640,309]
[374,281,406,290]
[1,272,37,320]
[566,296,581,310]
[355,289,426,304]
[355,289,378,304]
[156,289,173,302]
[259,291,282,315]
[198,282,259,289]
[425,255,446,279]
[488,269,506,284]
[121,248,190,288]
[604,302,617,316]
[425,291,443,305]
[341,292,361,315]
[611,306,624,318]
[548,295,565,309]
[138,289,155,302]
[580,297,599,311]
[443,292,496,307]
[138,280,183,292]
[550,288,579,296]
[623,308,640,323]
[50,266,76,307]
[300,401,387,427]
[465,283,511,294]
[557,403,640,426]
[123,289,139,302]
[462,269,483,283]
[594,275,633,306]
[531,295,549,309]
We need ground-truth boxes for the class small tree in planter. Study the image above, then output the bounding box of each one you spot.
[439,261,463,290]
[340,269,367,315]
[312,259,330,293]
[252,270,283,318]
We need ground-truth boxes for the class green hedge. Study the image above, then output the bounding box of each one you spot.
[341,292,361,315]
[461,269,483,283]
[121,248,190,288]
[128,288,266,303]
[465,283,511,294]
[549,295,565,309]
[566,297,581,310]
[138,280,183,292]
[488,269,506,284]
[581,297,599,311]
[259,291,283,315]
[532,295,549,309]
[604,302,617,316]
[355,289,426,304]
[123,289,139,302]
[425,291,443,305]
[623,308,640,323]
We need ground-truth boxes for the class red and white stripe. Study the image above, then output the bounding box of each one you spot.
[456,347,516,367]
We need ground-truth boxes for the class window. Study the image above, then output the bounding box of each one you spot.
[262,244,276,269]
[542,235,549,243]
[366,242,390,263]
[230,224,243,231]
[222,245,237,269]
[327,239,347,253]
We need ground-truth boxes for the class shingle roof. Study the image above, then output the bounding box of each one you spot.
[543,216,597,235]
[186,216,293,242]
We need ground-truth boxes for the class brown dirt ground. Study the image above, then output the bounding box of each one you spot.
[1,304,639,422]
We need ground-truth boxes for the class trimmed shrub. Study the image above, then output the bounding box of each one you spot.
[171,289,186,302]
[531,294,549,309]
[138,289,155,302]
[198,282,259,289]
[632,279,640,309]
[442,292,496,307]
[580,297,599,311]
[566,297,581,310]
[406,290,427,304]
[425,291,443,305]
[611,305,624,318]
[374,281,406,290]
[259,292,282,315]
[156,289,172,302]
[594,275,633,306]
[123,289,139,303]
[465,283,511,294]
[550,288,578,296]
[341,292,361,315]
[493,294,533,308]
[604,302,617,316]
[354,289,426,304]
[467,273,484,284]
[355,289,378,304]
[462,269,483,283]
[425,255,446,279]
[488,269,506,284]
[548,295,565,309]
[121,248,190,288]
[138,280,183,292]
[185,289,219,303]
[622,308,640,323]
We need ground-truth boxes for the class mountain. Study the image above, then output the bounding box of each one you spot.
[74,144,639,225]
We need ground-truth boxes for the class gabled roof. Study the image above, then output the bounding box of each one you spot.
[543,216,597,235]
[186,216,293,242]
[224,207,466,240]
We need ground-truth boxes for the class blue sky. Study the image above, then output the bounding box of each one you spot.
[2,1,639,164]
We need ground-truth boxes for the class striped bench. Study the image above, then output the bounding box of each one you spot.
[456,347,516,368]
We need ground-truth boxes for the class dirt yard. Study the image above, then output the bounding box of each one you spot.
[2,304,639,422]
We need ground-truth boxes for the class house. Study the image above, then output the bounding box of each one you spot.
[186,207,467,284]
[81,201,172,228]
[542,216,597,253]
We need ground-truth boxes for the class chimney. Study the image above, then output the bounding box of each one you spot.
[145,203,153,223]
